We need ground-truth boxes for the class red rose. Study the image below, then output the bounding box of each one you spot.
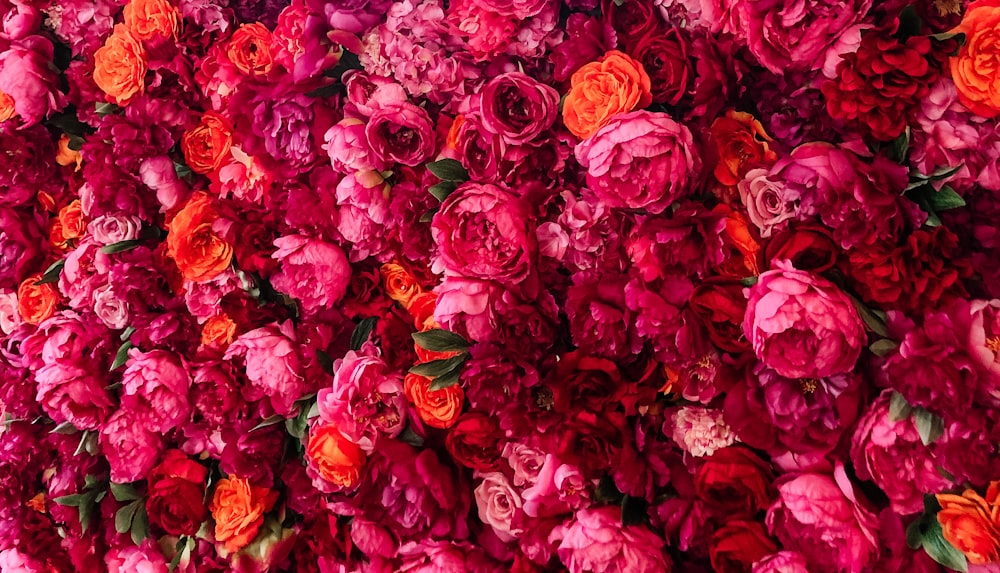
[232,220,279,278]
[710,110,778,187]
[763,224,839,273]
[549,411,626,475]
[146,449,208,536]
[709,521,778,573]
[630,27,692,106]
[601,0,661,50]
[694,446,774,517]
[548,351,625,414]
[445,412,503,471]
[689,281,750,353]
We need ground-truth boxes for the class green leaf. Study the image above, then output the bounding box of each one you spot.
[922,519,968,572]
[398,426,424,448]
[926,186,966,211]
[53,493,86,507]
[78,492,96,532]
[888,126,910,164]
[428,181,458,202]
[110,340,133,371]
[95,102,120,116]
[426,159,469,182]
[419,208,438,223]
[888,392,912,422]
[173,161,192,180]
[110,482,141,502]
[869,339,898,357]
[412,329,469,352]
[115,500,140,534]
[896,6,922,41]
[101,240,143,255]
[429,366,463,391]
[130,503,149,546]
[50,420,77,435]
[906,516,927,550]
[409,354,468,378]
[923,208,943,227]
[251,414,285,432]
[285,408,310,440]
[739,276,758,287]
[315,349,334,375]
[350,317,378,351]
[913,408,945,445]
[849,295,889,338]
[74,430,98,456]
[34,260,65,286]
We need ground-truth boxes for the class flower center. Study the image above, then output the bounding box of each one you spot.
[986,336,1000,353]
[799,378,819,395]
[934,0,961,15]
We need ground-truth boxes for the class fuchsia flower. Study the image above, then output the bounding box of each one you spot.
[550,507,673,573]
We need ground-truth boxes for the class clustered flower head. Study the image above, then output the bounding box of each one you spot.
[0,0,999,572]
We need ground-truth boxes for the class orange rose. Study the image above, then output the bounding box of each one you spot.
[58,200,86,242]
[952,1,1000,117]
[166,192,233,282]
[0,91,15,122]
[209,477,278,554]
[407,292,439,331]
[201,313,236,347]
[710,110,778,187]
[381,263,422,309]
[56,135,82,170]
[562,50,652,140]
[936,489,1000,564]
[716,204,761,278]
[227,23,274,77]
[123,0,178,40]
[305,422,366,489]
[17,275,58,325]
[404,372,463,429]
[181,112,233,174]
[93,25,147,106]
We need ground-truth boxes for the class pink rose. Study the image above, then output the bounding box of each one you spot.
[324,118,386,174]
[502,442,546,487]
[100,409,165,483]
[35,362,114,430]
[431,183,536,285]
[0,36,64,127]
[479,72,560,144]
[550,506,672,573]
[365,102,435,167]
[120,349,192,433]
[271,235,352,315]
[87,213,143,245]
[743,262,865,379]
[575,110,700,214]
[766,466,879,573]
[224,321,306,417]
[738,168,802,238]
[474,472,525,542]
[93,285,129,330]
[342,71,408,117]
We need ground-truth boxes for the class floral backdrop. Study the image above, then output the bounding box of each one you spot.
[1,0,1000,571]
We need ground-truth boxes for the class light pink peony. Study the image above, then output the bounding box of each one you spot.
[669,406,737,457]
[474,472,525,542]
[224,321,306,417]
[433,276,502,342]
[0,289,21,334]
[743,262,865,379]
[575,110,700,214]
[0,549,48,572]
[550,506,672,573]
[87,213,143,245]
[324,118,387,174]
[270,234,352,315]
[120,349,192,433]
[139,156,188,212]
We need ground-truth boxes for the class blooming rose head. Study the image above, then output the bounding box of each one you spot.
[480,72,560,144]
[575,110,700,214]
[743,263,865,379]
[405,372,464,429]
[181,112,233,175]
[711,110,778,187]
[209,476,279,554]
[0,36,64,127]
[562,50,653,139]
[146,449,208,536]
[166,192,234,283]
[709,521,779,573]
[270,235,351,315]
[17,274,57,326]
[123,0,178,40]
[952,1,1000,117]
[764,224,840,273]
[689,281,750,353]
[695,446,774,517]
[936,487,1000,564]
[550,506,672,573]
[87,213,143,245]
[752,551,811,573]
[629,27,693,106]
[227,23,274,76]
[445,413,503,471]
[93,25,147,105]
[431,183,536,285]
[474,471,525,543]
[365,102,435,167]
[738,168,801,238]
[305,421,367,493]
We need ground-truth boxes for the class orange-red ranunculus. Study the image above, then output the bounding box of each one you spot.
[937,486,1000,565]
[123,0,178,40]
[227,23,274,77]
[404,372,463,429]
[306,422,366,489]
[166,192,233,283]
[562,50,652,140]
[93,25,147,105]
[209,477,278,554]
[710,110,778,187]
[17,274,58,325]
[181,111,233,174]
[952,0,1000,117]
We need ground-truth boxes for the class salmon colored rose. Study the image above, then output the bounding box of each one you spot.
[305,422,367,490]
[381,263,422,309]
[57,200,86,242]
[209,476,278,553]
[936,487,1000,564]
[123,0,178,40]
[227,23,274,77]
[562,50,652,139]
[710,110,778,187]
[0,91,14,122]
[17,274,58,325]
[93,25,147,105]
[952,0,1000,117]
[181,112,233,174]
[201,313,237,347]
[166,192,233,283]
[404,372,463,429]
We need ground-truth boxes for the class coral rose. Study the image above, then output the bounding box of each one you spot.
[17,274,57,325]
[166,192,233,283]
[181,112,233,174]
[201,313,236,347]
[305,421,367,492]
[57,200,86,242]
[123,0,178,40]
[952,0,1000,117]
[381,263,423,309]
[936,488,1000,564]
[404,372,463,429]
[562,50,652,139]
[209,477,278,554]
[93,25,147,105]
[227,23,274,76]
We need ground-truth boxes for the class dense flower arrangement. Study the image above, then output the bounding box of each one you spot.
[3,0,1000,570]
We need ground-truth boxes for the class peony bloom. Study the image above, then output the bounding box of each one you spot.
[752,551,811,573]
[120,349,192,433]
[0,35,65,127]
[224,321,306,417]
[709,521,778,573]
[669,406,737,458]
[270,235,352,315]
[324,118,386,174]
[743,262,865,380]
[145,450,208,536]
[365,101,435,167]
[99,409,164,483]
[550,506,672,573]
[479,72,560,144]
[575,110,700,214]
[34,362,114,430]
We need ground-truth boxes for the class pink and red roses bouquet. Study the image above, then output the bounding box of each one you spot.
[2,0,1000,571]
